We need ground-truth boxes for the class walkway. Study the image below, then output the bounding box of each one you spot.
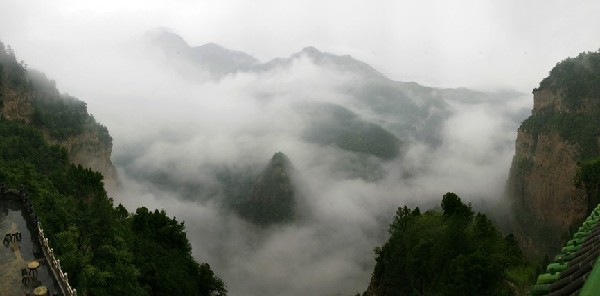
[0,195,61,295]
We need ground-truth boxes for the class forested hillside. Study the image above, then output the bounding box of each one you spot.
[0,42,226,295]
[0,41,118,187]
[363,193,531,296]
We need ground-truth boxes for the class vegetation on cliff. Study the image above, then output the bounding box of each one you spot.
[520,111,600,160]
[0,42,226,295]
[0,42,109,141]
[0,41,117,185]
[536,50,600,108]
[303,103,401,160]
[522,50,600,159]
[235,152,296,225]
[576,157,600,212]
[509,50,600,260]
[365,193,530,296]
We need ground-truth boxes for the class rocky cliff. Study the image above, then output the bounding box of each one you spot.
[0,42,118,191]
[44,123,119,191]
[236,152,297,225]
[507,51,600,257]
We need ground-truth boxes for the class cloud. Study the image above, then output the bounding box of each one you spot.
[5,18,532,292]
[86,38,529,295]
[3,0,600,92]
[0,2,557,294]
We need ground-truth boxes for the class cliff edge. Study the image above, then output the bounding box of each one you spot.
[507,51,600,258]
[0,42,118,191]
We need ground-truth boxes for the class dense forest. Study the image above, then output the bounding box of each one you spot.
[0,42,226,295]
[364,193,532,295]
[536,50,600,108]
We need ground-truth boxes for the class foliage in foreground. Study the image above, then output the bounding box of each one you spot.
[368,193,528,296]
[0,43,226,295]
[0,108,226,296]
[1,40,226,295]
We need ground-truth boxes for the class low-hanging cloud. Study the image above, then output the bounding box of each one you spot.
[68,37,531,295]
[4,1,598,293]
[2,10,532,292]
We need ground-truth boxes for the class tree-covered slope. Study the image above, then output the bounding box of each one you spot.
[0,41,117,185]
[536,51,600,108]
[364,193,528,296]
[234,152,296,225]
[0,42,226,295]
[522,50,600,158]
[302,103,401,160]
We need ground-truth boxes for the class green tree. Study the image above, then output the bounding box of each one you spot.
[368,193,525,295]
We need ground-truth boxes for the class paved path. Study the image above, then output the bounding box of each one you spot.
[1,199,60,295]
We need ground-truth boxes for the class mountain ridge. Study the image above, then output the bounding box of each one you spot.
[145,28,386,80]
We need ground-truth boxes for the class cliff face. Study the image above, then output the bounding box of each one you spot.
[507,51,600,257]
[45,127,119,190]
[1,88,33,123]
[0,44,118,190]
[508,123,588,257]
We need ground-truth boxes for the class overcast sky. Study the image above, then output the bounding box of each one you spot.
[4,2,593,294]
[1,0,600,92]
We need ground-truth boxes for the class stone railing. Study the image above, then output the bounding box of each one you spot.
[37,225,77,296]
[21,190,77,296]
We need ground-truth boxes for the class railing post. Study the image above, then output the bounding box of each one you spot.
[21,189,75,296]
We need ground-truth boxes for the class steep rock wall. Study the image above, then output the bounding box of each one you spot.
[1,70,118,192]
[1,88,33,122]
[507,51,600,257]
[507,127,588,257]
[44,128,119,191]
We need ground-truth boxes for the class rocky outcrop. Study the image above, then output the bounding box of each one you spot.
[45,128,119,191]
[0,44,118,191]
[1,88,33,123]
[507,51,600,258]
[236,152,296,225]
[532,89,600,115]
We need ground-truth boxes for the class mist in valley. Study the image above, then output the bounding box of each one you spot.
[2,1,600,295]
[104,45,530,295]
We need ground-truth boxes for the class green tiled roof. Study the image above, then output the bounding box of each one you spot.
[531,204,600,295]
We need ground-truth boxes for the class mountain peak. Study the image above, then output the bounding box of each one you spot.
[197,42,225,51]
[143,30,386,80]
[144,28,189,49]
[270,151,291,167]
[236,152,296,225]
[300,46,321,55]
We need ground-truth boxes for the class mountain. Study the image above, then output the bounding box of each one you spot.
[143,30,522,152]
[507,50,600,258]
[145,28,259,80]
[133,30,528,228]
[0,41,226,295]
[0,43,118,190]
[302,103,401,160]
[234,152,297,225]
[145,28,384,81]
[253,45,386,80]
